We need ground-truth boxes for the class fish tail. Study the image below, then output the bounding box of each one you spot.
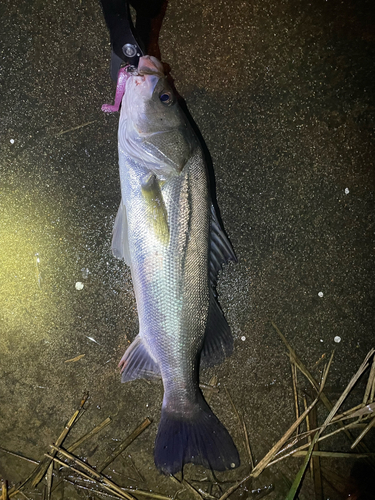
[154,393,240,475]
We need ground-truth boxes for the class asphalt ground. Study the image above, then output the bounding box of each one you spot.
[0,0,374,498]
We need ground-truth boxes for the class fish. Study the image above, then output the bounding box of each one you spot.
[111,55,240,474]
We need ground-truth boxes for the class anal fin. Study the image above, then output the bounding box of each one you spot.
[119,334,161,382]
[200,292,233,369]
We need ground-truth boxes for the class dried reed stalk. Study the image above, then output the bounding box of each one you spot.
[49,446,136,500]
[272,322,374,453]
[290,352,299,436]
[351,417,375,449]
[363,356,375,405]
[250,354,332,479]
[46,455,131,499]
[225,387,254,468]
[2,480,8,500]
[97,418,152,472]
[0,447,38,465]
[292,451,375,458]
[67,416,112,453]
[284,348,374,500]
[9,394,88,497]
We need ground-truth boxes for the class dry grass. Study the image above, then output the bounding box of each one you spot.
[1,326,374,500]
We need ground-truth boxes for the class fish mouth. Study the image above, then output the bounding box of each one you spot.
[137,55,165,77]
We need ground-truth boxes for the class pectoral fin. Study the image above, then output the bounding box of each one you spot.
[112,200,131,265]
[141,174,169,245]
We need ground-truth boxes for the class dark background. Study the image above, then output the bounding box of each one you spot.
[0,0,374,498]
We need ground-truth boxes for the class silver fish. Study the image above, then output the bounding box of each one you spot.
[112,55,239,474]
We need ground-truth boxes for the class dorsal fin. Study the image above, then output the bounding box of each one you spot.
[200,206,236,368]
[209,205,236,288]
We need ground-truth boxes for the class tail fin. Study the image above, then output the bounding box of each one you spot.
[154,393,240,475]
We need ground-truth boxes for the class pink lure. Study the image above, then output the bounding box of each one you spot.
[101,67,130,113]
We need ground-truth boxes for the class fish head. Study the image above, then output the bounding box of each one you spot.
[120,56,197,179]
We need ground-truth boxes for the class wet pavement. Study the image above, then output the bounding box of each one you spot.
[0,0,374,498]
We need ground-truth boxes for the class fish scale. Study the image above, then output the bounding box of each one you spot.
[123,152,209,381]
[109,55,239,474]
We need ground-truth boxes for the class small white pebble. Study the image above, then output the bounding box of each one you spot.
[241,336,246,341]
[334,336,341,343]
[10,139,14,144]
[75,281,84,290]
[230,462,236,468]
[344,188,349,195]
[320,339,324,343]
[318,291,324,297]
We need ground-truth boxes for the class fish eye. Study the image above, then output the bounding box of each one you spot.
[159,91,172,105]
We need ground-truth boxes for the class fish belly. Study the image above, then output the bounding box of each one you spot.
[118,150,239,474]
